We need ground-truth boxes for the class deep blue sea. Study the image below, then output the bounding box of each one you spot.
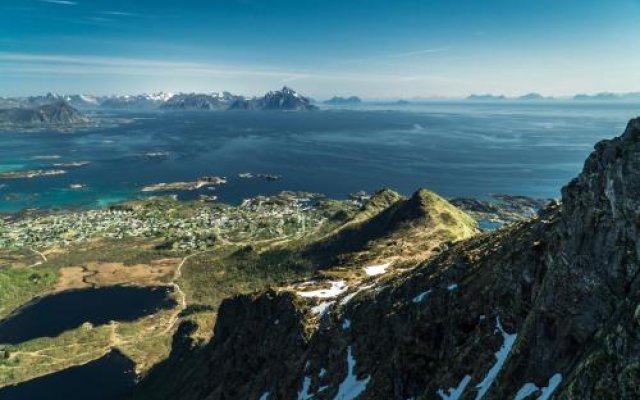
[1,101,638,213]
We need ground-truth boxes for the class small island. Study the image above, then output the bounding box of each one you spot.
[68,184,87,190]
[517,92,550,101]
[0,169,67,179]
[323,96,363,106]
[52,161,90,168]
[141,176,227,192]
[467,94,507,101]
[238,173,282,181]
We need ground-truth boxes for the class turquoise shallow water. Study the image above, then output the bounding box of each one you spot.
[0,101,638,213]
[0,163,25,173]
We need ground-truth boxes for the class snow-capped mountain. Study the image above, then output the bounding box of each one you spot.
[229,87,317,111]
[160,92,240,110]
[99,92,174,109]
[0,88,317,112]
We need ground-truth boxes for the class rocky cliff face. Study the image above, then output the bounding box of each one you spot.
[135,118,640,400]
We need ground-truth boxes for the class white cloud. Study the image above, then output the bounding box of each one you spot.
[39,0,77,5]
[0,51,475,98]
[0,52,311,80]
[102,11,138,17]
[388,47,449,58]
[0,52,458,85]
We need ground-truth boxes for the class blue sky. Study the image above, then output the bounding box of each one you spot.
[1,0,639,98]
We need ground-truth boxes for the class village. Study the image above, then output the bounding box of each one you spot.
[0,192,333,251]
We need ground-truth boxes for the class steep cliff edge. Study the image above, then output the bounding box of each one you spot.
[135,118,640,400]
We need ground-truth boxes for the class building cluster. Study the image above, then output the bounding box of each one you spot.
[0,195,325,251]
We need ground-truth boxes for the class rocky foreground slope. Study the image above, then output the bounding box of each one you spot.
[135,118,640,400]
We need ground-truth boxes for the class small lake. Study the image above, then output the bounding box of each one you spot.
[0,285,176,344]
[0,350,136,400]
[478,219,503,231]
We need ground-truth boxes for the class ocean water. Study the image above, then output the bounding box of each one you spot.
[0,101,638,213]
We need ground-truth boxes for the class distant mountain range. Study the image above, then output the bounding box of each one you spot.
[573,92,640,101]
[467,92,640,101]
[160,92,241,110]
[0,101,89,127]
[0,88,319,128]
[323,96,362,105]
[517,92,551,100]
[99,92,174,109]
[0,87,317,114]
[2,88,639,123]
[467,94,507,101]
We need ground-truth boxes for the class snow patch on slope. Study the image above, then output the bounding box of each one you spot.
[333,346,370,400]
[437,375,472,400]
[363,263,390,276]
[339,284,375,306]
[513,383,538,400]
[474,317,517,399]
[298,376,313,400]
[311,301,335,316]
[538,374,562,400]
[412,290,431,303]
[512,373,562,400]
[299,281,347,298]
